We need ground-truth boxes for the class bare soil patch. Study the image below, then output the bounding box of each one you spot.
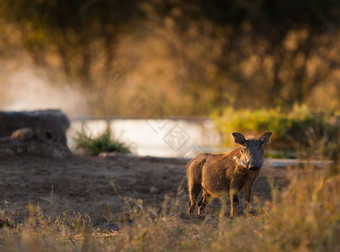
[0,154,290,224]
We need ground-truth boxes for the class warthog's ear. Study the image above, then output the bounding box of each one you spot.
[232,132,246,145]
[259,132,272,144]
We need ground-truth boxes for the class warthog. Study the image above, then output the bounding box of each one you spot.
[187,132,272,218]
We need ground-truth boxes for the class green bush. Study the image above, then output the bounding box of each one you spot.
[213,105,340,158]
[74,127,131,156]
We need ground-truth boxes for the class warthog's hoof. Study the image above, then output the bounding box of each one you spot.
[180,212,205,220]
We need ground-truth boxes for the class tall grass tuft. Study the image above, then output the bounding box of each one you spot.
[1,163,339,251]
[73,127,131,156]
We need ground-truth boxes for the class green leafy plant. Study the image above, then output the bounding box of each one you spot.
[74,127,131,156]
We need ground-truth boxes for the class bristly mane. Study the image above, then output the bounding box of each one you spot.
[245,135,256,140]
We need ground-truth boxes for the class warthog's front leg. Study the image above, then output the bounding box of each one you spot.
[244,182,251,209]
[244,181,255,214]
[229,182,239,219]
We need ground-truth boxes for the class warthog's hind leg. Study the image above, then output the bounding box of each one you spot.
[187,182,202,214]
[197,190,209,215]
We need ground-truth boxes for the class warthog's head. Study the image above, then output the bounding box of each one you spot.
[232,132,272,171]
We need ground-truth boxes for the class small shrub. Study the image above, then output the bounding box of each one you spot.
[213,105,340,158]
[74,127,131,156]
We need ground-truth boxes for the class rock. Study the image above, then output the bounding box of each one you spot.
[0,110,69,145]
[0,131,72,158]
[0,110,72,158]
[149,186,159,194]
[99,152,136,159]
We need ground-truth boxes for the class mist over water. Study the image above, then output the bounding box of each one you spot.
[1,67,88,117]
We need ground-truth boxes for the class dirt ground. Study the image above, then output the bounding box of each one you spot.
[0,153,290,225]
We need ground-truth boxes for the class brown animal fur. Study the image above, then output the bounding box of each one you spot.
[187,132,272,218]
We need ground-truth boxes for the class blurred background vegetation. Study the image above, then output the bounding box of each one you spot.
[0,0,339,117]
[214,105,339,159]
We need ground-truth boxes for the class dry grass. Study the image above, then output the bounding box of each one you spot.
[1,164,339,252]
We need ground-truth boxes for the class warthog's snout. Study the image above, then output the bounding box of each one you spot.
[233,156,262,171]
